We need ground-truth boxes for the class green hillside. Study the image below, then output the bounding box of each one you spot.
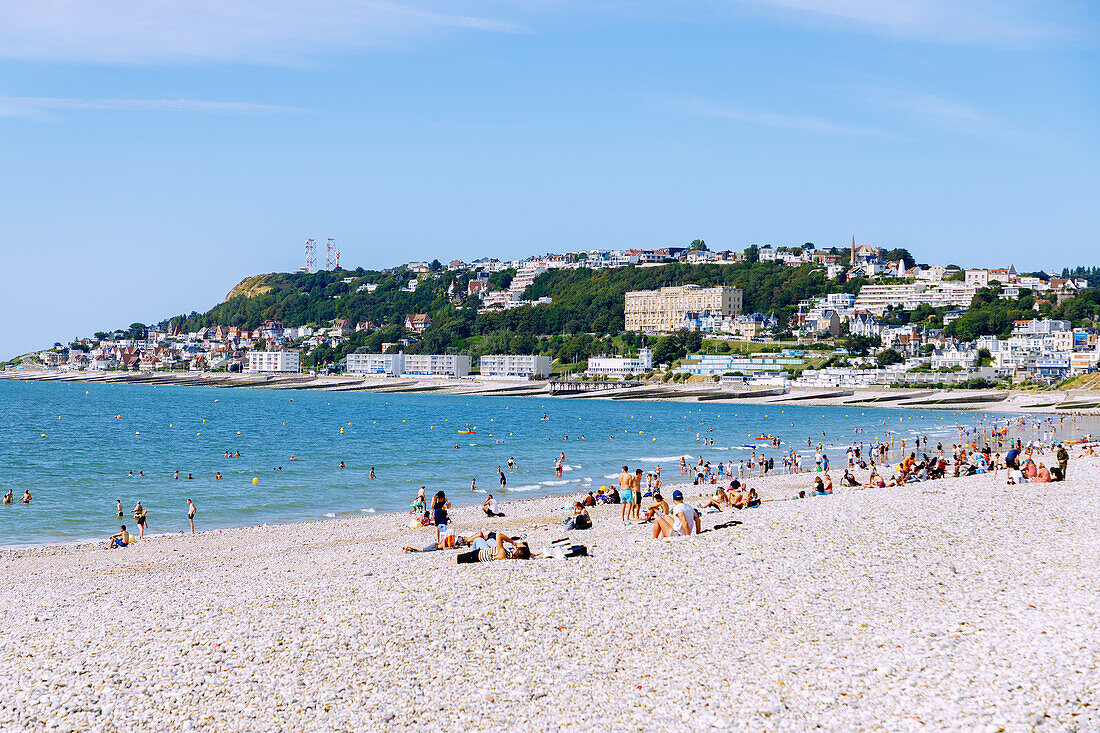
[152,262,858,367]
[147,261,1100,370]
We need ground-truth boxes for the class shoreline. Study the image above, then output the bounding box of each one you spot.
[5,436,1095,556]
[4,367,1099,413]
[3,453,1097,730]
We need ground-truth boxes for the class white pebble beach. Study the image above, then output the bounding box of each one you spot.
[2,456,1097,732]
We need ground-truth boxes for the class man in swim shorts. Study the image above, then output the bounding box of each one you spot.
[619,465,632,523]
[108,525,130,549]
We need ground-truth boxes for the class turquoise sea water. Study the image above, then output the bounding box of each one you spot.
[0,380,1080,547]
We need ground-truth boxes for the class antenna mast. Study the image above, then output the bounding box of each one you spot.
[304,238,317,273]
[325,238,339,270]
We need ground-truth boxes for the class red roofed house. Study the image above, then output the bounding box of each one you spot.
[405,314,432,333]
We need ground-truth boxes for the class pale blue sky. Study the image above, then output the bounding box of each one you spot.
[1,0,1097,358]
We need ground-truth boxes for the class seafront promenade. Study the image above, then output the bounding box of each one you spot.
[2,457,1097,731]
[3,367,1098,412]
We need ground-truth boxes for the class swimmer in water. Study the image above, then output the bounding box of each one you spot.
[21,489,31,504]
[339,461,346,469]
[173,470,179,480]
[369,466,375,479]
[187,473,193,480]
[117,499,123,517]
[215,472,222,480]
[3,490,12,505]
[128,471,133,478]
[471,478,477,491]
[138,471,144,477]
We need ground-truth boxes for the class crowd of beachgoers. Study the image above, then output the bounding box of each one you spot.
[393,414,1090,564]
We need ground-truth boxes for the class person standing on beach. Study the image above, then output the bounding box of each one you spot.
[619,466,632,523]
[187,499,197,533]
[131,501,147,539]
[632,469,644,520]
[1005,447,1021,485]
[1056,444,1069,481]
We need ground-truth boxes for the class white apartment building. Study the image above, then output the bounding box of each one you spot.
[1011,319,1070,336]
[246,350,300,373]
[930,346,979,370]
[625,285,743,333]
[508,265,547,298]
[479,354,551,378]
[403,354,471,377]
[853,282,977,314]
[587,348,653,377]
[345,352,405,376]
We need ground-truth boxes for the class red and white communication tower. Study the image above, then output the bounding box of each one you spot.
[325,238,340,270]
[304,238,317,273]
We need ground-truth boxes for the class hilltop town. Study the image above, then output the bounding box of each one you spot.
[8,240,1100,392]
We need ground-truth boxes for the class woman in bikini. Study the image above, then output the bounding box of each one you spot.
[131,501,148,539]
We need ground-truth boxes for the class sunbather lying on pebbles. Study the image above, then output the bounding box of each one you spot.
[449,532,531,564]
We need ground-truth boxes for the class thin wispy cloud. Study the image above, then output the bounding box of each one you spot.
[0,96,308,120]
[873,91,1029,142]
[737,0,1090,44]
[678,98,886,136]
[0,1,527,65]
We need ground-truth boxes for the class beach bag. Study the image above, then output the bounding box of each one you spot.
[561,517,576,530]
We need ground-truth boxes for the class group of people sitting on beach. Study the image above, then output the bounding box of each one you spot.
[394,432,1086,564]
